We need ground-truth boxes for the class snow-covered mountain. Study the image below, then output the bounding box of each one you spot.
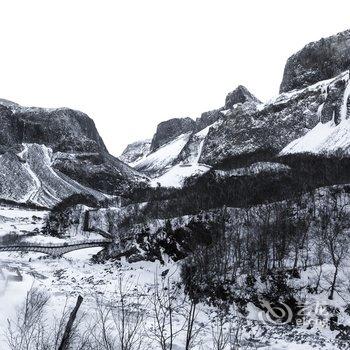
[121,30,350,188]
[280,72,350,155]
[280,29,350,93]
[120,85,261,187]
[5,28,350,350]
[0,100,146,207]
[0,143,107,208]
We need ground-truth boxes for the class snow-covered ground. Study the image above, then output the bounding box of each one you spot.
[0,249,346,350]
[0,205,49,239]
[151,163,211,188]
[0,205,348,349]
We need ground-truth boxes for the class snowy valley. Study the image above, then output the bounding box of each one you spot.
[3,28,350,350]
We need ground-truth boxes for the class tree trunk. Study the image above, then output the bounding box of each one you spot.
[58,295,83,350]
[293,246,299,270]
[329,265,339,300]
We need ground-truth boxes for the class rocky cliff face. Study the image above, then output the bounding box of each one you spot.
[121,85,261,185]
[194,108,223,132]
[150,117,196,152]
[0,100,146,207]
[120,139,151,164]
[0,101,107,154]
[280,30,350,93]
[121,30,350,188]
[224,85,261,108]
[201,71,350,165]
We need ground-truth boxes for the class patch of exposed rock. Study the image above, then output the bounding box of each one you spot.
[120,139,151,164]
[150,117,196,152]
[280,29,350,93]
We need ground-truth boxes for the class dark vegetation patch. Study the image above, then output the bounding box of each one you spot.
[51,193,102,213]
[0,198,49,211]
[127,153,350,222]
[128,219,219,264]
[45,194,104,237]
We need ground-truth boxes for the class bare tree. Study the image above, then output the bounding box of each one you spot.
[88,296,115,350]
[210,310,230,350]
[6,286,50,350]
[87,276,147,350]
[5,286,86,350]
[319,200,350,300]
[112,277,146,350]
[310,241,325,294]
[182,296,204,350]
[58,295,84,350]
[147,273,184,350]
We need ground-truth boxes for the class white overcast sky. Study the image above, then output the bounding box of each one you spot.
[1,0,350,156]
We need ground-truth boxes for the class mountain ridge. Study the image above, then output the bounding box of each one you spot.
[0,100,148,207]
[121,30,350,188]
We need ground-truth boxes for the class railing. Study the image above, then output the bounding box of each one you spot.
[0,239,112,249]
[0,239,113,256]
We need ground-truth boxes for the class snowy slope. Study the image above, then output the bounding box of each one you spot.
[281,72,350,155]
[151,122,217,188]
[182,122,218,164]
[151,164,211,188]
[149,123,216,187]
[131,132,192,175]
[0,143,107,208]
[119,139,151,164]
[280,119,350,155]
[0,205,48,239]
[125,122,218,188]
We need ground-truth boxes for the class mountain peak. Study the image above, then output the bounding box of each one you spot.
[280,29,350,93]
[224,85,260,109]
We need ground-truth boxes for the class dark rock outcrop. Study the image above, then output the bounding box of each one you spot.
[320,76,347,124]
[224,85,261,109]
[0,102,107,153]
[53,152,142,196]
[200,79,326,165]
[280,30,350,93]
[195,109,224,132]
[0,101,145,201]
[150,117,196,151]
